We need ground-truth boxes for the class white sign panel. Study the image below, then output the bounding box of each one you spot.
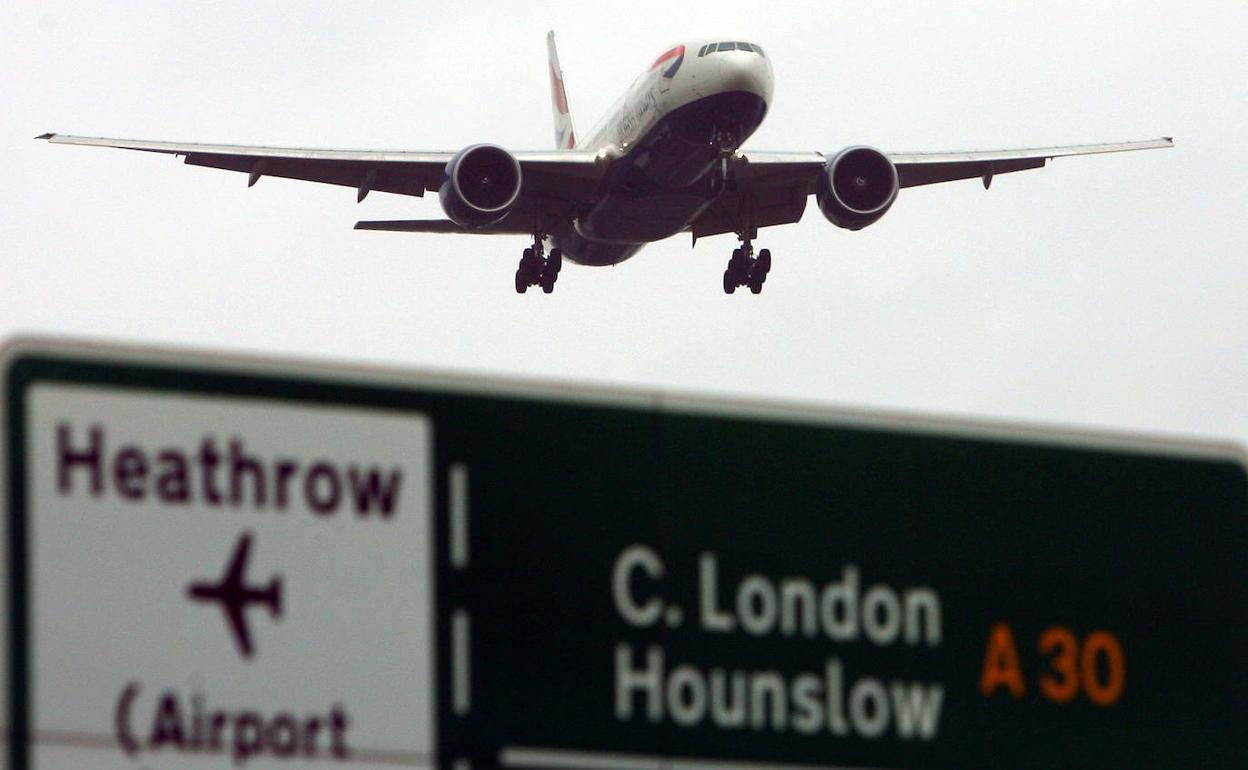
[25,383,433,768]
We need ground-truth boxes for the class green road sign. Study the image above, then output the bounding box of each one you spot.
[4,339,1245,769]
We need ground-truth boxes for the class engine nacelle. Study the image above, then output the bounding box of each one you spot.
[816,146,899,231]
[439,144,522,228]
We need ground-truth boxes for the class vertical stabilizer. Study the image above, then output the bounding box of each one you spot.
[547,31,577,149]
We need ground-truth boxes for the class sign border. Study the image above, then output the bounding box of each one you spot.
[3,334,1246,770]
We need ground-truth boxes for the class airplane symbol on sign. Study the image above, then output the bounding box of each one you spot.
[187,531,283,660]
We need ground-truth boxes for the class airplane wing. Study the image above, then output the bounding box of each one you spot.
[42,133,1172,242]
[222,531,254,587]
[222,602,255,659]
[37,133,602,219]
[690,138,1173,240]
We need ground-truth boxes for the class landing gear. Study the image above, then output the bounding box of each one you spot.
[515,236,561,294]
[716,189,769,294]
[721,242,771,295]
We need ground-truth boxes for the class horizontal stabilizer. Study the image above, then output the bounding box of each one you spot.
[354,219,527,234]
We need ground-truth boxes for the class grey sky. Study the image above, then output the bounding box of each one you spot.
[2,1,1245,450]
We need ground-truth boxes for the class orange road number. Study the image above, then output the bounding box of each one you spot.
[980,623,1125,706]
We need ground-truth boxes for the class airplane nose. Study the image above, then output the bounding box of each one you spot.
[714,51,774,103]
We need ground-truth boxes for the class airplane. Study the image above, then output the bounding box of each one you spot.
[186,531,283,659]
[39,32,1172,294]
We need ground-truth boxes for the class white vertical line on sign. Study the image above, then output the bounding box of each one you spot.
[452,610,471,715]
[450,464,469,569]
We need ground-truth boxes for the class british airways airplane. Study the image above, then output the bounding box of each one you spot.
[40,33,1171,294]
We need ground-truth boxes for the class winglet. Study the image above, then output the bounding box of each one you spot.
[547,31,577,149]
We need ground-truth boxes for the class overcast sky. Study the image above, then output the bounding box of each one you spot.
[2,1,1245,452]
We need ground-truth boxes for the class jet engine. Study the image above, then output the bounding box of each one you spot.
[816,146,899,231]
[439,144,523,228]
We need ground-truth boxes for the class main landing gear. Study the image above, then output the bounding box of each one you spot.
[515,236,561,294]
[722,240,771,294]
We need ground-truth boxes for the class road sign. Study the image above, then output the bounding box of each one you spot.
[4,338,1246,769]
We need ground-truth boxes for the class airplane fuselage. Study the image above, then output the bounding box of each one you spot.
[553,39,774,266]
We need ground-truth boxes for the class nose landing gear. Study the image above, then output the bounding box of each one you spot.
[722,241,771,294]
[515,235,562,294]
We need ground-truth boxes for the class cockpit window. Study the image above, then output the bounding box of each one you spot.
[697,41,766,58]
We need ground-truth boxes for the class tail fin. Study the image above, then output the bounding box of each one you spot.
[547,31,577,149]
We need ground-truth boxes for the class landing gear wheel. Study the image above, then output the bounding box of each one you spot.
[515,234,566,294]
[728,248,751,285]
[748,248,770,294]
[539,262,557,293]
[516,247,540,293]
[517,239,563,294]
[723,241,771,294]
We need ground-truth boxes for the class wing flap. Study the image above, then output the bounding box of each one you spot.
[184,153,433,197]
[895,156,1045,189]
